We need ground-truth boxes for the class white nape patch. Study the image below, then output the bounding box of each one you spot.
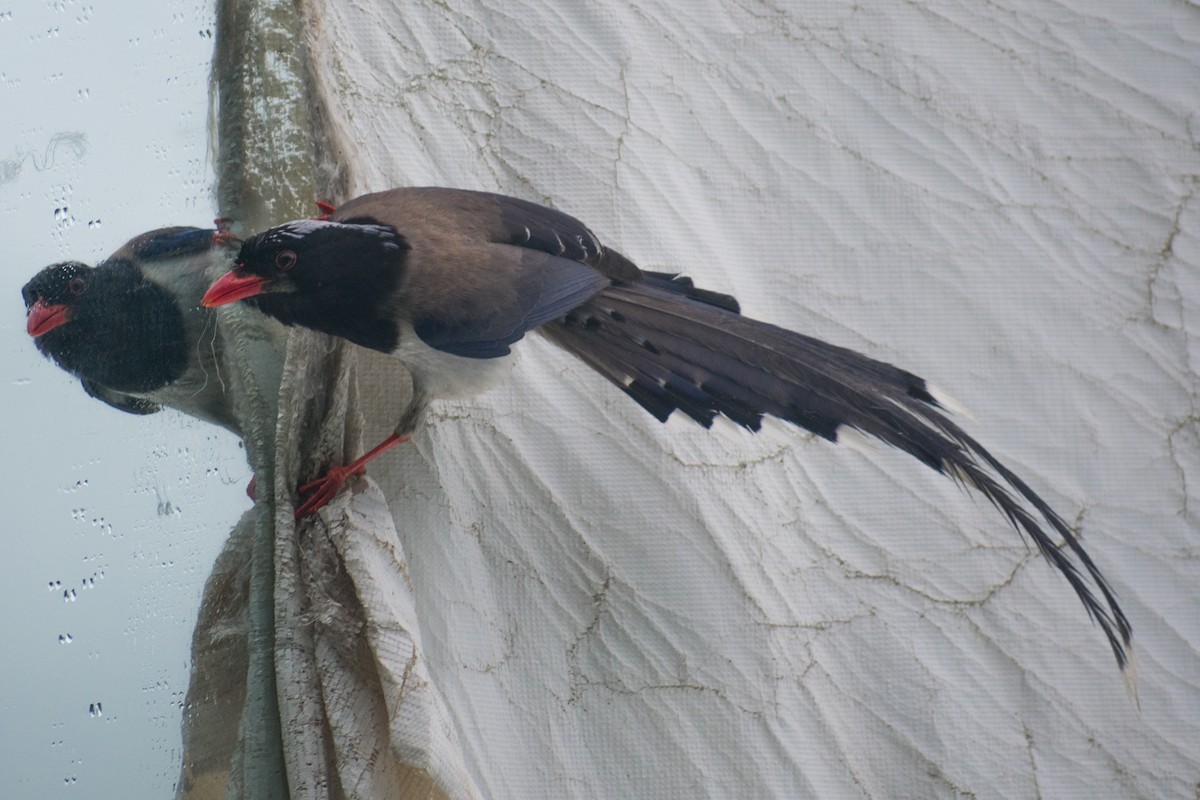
[271,219,401,251]
[928,383,977,422]
[837,425,879,457]
[273,219,338,238]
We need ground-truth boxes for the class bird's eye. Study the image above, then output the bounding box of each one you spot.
[275,250,297,272]
[68,277,86,296]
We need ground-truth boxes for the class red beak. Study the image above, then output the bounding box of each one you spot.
[201,269,273,308]
[26,299,71,337]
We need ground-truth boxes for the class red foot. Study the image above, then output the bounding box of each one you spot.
[293,433,411,519]
[294,464,365,518]
[212,216,239,247]
[246,475,257,501]
[314,200,337,221]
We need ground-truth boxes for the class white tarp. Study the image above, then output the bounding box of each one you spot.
[184,1,1200,798]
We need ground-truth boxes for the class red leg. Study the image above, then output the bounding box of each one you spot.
[314,200,337,221]
[294,433,411,519]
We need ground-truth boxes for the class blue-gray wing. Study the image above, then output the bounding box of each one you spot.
[113,226,218,263]
[412,245,611,359]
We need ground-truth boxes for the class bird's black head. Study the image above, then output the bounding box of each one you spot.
[23,260,90,338]
[202,218,409,352]
[22,258,188,393]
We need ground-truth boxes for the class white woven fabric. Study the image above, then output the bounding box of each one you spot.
[180,329,478,799]
[181,1,1200,798]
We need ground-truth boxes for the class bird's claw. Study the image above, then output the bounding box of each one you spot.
[293,463,367,519]
[314,200,337,221]
[292,433,409,518]
[212,216,239,247]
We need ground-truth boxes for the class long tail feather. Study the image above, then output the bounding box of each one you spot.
[543,276,1132,669]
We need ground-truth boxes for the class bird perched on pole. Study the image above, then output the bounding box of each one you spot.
[23,225,245,433]
[201,186,1132,670]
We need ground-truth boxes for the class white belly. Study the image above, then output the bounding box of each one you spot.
[392,323,513,401]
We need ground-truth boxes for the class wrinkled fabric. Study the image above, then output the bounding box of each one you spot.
[178,0,1199,798]
[180,329,476,800]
